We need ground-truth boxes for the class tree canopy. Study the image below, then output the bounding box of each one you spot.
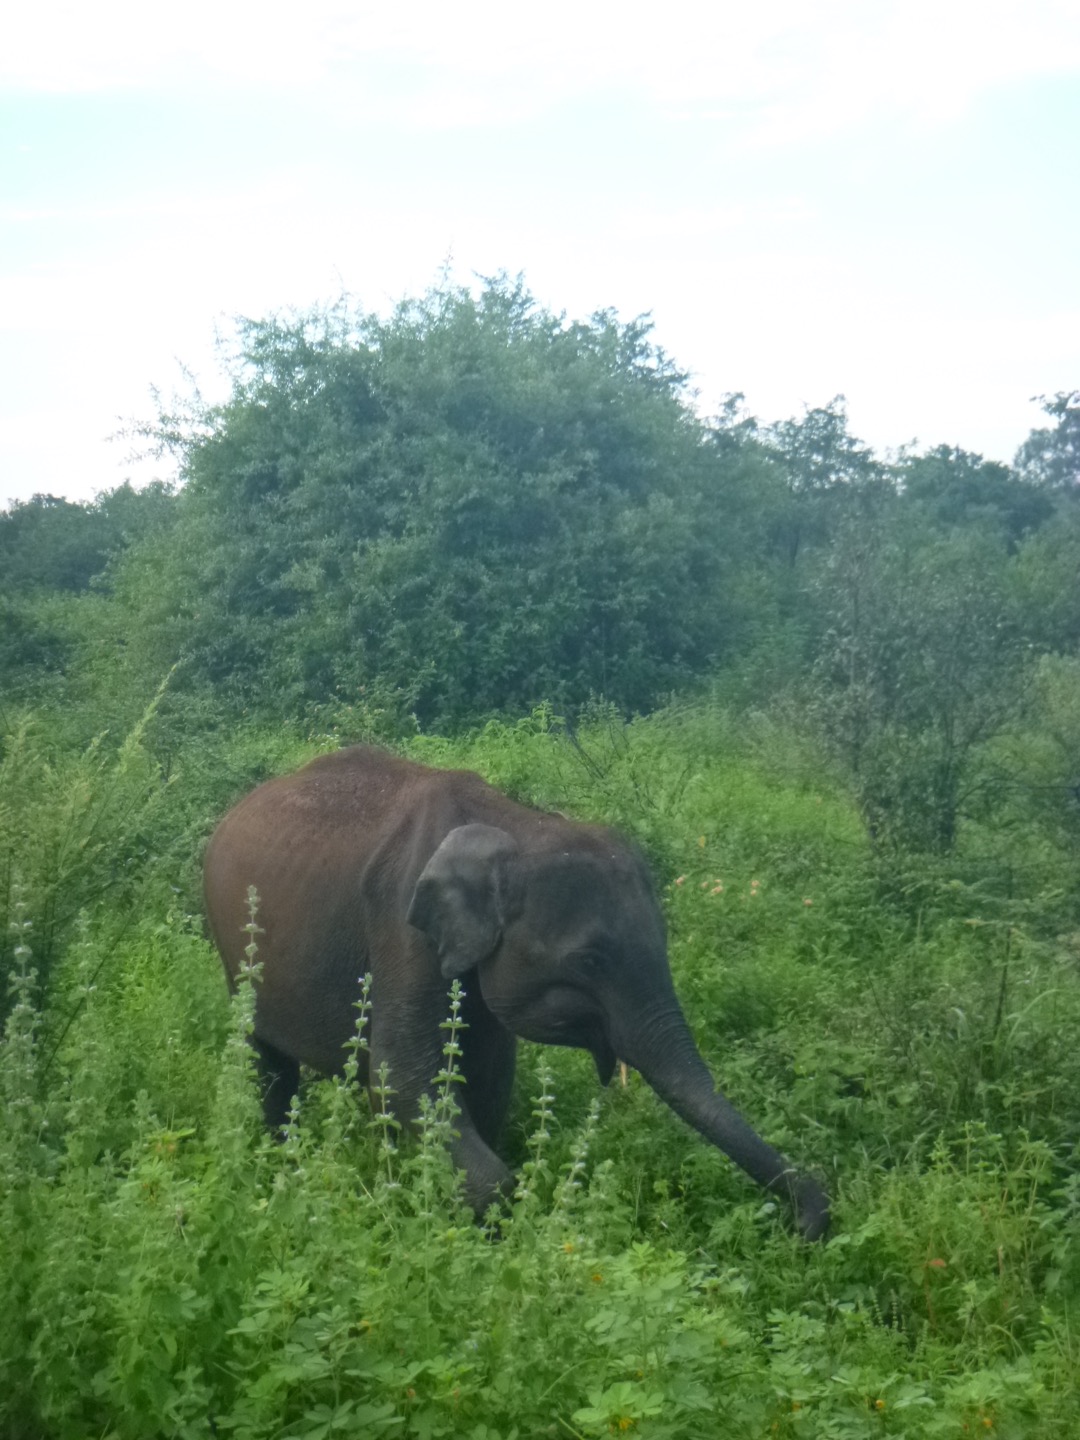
[112,278,780,726]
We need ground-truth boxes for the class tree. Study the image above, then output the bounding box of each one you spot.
[0,484,177,710]
[0,483,175,598]
[115,278,770,728]
[1015,391,1080,491]
[898,444,1053,548]
[812,505,1028,854]
[757,397,886,568]
[1009,505,1080,656]
[0,494,110,595]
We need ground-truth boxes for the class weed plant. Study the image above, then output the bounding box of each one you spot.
[2,703,1080,1436]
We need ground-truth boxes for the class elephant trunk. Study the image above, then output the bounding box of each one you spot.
[612,999,830,1241]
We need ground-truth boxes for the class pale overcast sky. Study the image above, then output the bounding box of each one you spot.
[2,0,1079,508]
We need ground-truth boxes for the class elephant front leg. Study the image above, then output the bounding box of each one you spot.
[448,1126,516,1214]
[459,1001,517,1150]
[369,1007,514,1215]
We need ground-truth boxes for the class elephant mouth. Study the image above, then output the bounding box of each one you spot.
[515,1015,616,1086]
[514,997,617,1085]
[482,978,616,1083]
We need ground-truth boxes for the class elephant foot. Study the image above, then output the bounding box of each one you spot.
[453,1130,515,1215]
[791,1174,830,1241]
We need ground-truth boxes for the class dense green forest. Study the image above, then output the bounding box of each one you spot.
[3,276,1080,1437]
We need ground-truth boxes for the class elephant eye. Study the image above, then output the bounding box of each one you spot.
[567,948,606,974]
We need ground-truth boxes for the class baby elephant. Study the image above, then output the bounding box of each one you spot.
[204,745,829,1239]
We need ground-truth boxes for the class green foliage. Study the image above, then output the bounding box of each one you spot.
[899,444,1054,547]
[4,701,1079,1436]
[1014,390,1080,491]
[110,278,775,727]
[737,394,889,573]
[0,680,338,1024]
[0,688,178,1011]
[0,485,175,597]
[810,507,1031,853]
[0,485,177,713]
[1009,504,1080,655]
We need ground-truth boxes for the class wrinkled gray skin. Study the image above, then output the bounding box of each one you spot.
[204,746,829,1240]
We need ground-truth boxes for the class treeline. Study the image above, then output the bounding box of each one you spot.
[3,276,1079,857]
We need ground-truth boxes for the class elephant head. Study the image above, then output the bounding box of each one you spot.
[406,824,830,1241]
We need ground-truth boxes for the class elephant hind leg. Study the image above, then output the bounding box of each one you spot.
[252,1034,300,1133]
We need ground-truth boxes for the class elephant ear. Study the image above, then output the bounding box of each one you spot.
[407,824,523,979]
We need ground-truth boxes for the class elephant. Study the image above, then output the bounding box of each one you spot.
[203,745,830,1240]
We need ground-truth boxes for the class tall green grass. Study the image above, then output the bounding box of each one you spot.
[3,703,1079,1436]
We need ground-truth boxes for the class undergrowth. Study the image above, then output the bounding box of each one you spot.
[3,703,1080,1436]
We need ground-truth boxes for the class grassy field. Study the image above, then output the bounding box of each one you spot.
[3,703,1079,1438]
